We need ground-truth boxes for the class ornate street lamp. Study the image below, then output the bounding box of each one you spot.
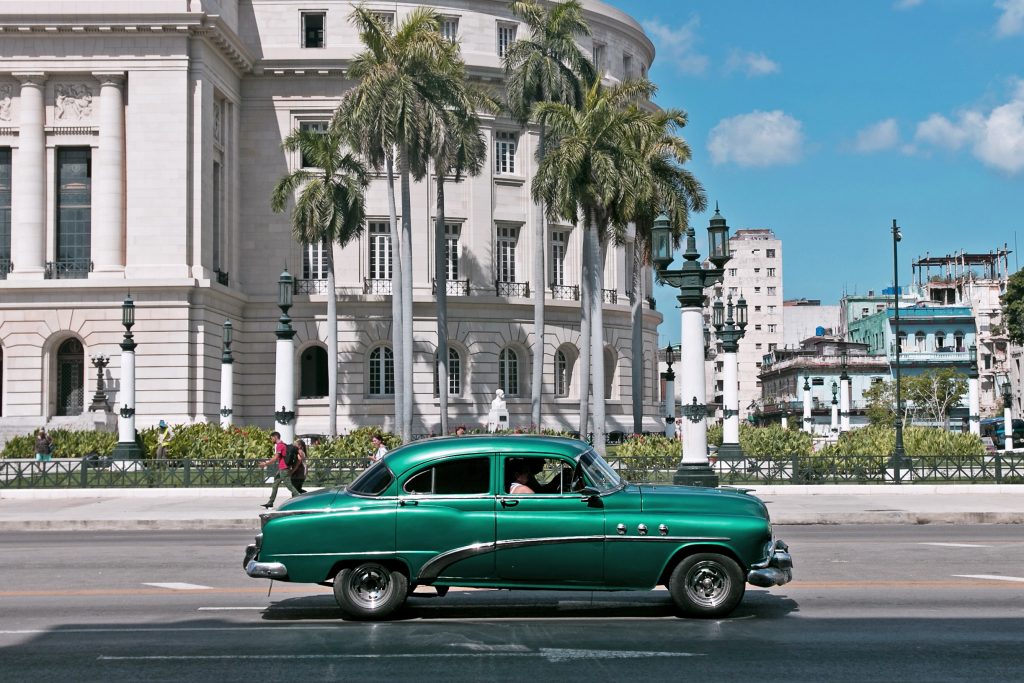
[113,294,142,460]
[663,344,677,438]
[1001,374,1014,452]
[274,268,297,441]
[839,346,851,432]
[712,294,748,461]
[89,354,111,412]
[802,375,813,433]
[652,206,732,486]
[220,319,235,427]
[890,220,911,479]
[966,343,980,436]
[830,380,840,433]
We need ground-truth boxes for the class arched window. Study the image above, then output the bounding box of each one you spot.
[915,331,925,351]
[299,346,329,398]
[368,346,394,396]
[954,331,964,352]
[935,330,946,350]
[434,347,461,396]
[555,350,568,397]
[604,347,616,399]
[56,338,84,416]
[897,331,907,354]
[499,348,519,397]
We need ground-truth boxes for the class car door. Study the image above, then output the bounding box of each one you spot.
[395,454,496,581]
[495,454,605,585]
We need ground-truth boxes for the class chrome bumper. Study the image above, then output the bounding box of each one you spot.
[747,539,793,588]
[242,534,288,580]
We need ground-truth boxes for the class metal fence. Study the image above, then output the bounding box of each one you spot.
[2,453,1022,489]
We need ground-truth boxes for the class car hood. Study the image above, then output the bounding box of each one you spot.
[637,484,769,519]
[276,487,340,511]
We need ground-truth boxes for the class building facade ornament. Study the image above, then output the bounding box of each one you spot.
[0,84,12,121]
[54,83,94,121]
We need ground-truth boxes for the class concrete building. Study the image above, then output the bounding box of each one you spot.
[783,298,839,348]
[0,0,665,439]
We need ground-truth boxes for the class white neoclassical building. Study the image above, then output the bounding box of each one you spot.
[0,0,665,439]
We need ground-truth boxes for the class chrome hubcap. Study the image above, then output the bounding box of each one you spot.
[348,565,391,609]
[685,561,729,607]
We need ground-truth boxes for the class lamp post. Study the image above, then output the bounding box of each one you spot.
[712,293,747,460]
[652,206,731,487]
[662,344,677,438]
[801,375,813,433]
[966,343,980,437]
[1001,375,1014,452]
[89,354,111,412]
[830,380,839,433]
[839,347,851,432]
[220,319,234,428]
[274,268,297,443]
[890,219,911,478]
[780,403,790,430]
[113,295,142,459]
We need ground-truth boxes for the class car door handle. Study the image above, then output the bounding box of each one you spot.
[500,498,519,507]
[400,499,418,507]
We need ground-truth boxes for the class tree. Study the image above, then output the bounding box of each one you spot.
[342,6,461,441]
[905,368,967,429]
[505,0,595,432]
[1000,268,1024,344]
[270,121,369,437]
[533,78,664,454]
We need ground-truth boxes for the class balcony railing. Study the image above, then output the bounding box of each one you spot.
[496,280,529,297]
[602,289,618,304]
[363,278,393,295]
[646,296,657,310]
[44,259,92,280]
[0,257,10,280]
[550,283,579,301]
[432,279,469,296]
[215,269,230,286]
[889,346,970,363]
[295,278,329,295]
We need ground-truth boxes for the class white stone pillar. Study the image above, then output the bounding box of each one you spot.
[780,413,789,430]
[10,73,47,279]
[663,374,676,438]
[722,350,739,445]
[680,306,707,463]
[831,401,839,433]
[968,377,980,437]
[91,72,126,277]
[1004,406,1013,452]
[118,346,136,444]
[840,378,851,431]
[802,383,813,433]
[220,360,234,428]
[274,336,295,444]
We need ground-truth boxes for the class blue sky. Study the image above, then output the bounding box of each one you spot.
[606,0,1024,344]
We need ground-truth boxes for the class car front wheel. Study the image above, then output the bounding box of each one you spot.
[668,553,745,618]
[333,562,408,620]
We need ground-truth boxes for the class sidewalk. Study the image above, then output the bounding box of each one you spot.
[1,485,1023,530]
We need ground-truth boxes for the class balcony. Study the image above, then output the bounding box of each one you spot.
[550,283,579,301]
[432,279,469,296]
[495,280,529,297]
[295,278,329,295]
[0,257,10,280]
[44,259,92,280]
[363,278,393,295]
[602,289,618,304]
[890,345,971,364]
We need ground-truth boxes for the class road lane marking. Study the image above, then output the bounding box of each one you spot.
[142,583,213,591]
[953,574,1024,583]
[97,649,702,662]
[919,543,992,548]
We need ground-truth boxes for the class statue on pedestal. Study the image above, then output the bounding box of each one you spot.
[486,389,509,433]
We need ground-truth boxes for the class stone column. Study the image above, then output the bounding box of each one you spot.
[662,370,675,438]
[274,334,296,444]
[1004,405,1013,452]
[679,306,708,465]
[840,377,851,432]
[10,73,46,279]
[91,72,126,277]
[802,377,813,433]
[967,376,980,437]
[831,399,839,433]
[721,349,739,447]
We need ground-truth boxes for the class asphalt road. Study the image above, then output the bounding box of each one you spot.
[2,526,1023,682]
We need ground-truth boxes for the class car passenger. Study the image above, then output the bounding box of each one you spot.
[509,464,535,494]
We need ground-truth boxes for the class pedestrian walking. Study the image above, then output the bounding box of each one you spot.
[259,431,299,508]
[369,433,388,464]
[34,428,54,462]
[290,438,308,494]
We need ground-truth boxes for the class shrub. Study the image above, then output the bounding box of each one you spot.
[2,429,118,459]
[818,425,985,457]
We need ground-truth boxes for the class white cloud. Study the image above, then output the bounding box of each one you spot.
[642,17,709,76]
[854,119,900,153]
[914,80,1024,173]
[995,0,1024,37]
[894,0,923,9]
[725,50,780,77]
[707,110,804,167]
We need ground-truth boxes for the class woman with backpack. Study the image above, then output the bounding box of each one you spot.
[290,438,308,494]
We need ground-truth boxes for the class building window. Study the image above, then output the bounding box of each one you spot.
[555,350,569,397]
[754,287,761,294]
[0,148,11,276]
[497,22,516,57]
[494,131,517,174]
[768,305,776,313]
[768,343,777,351]
[212,160,223,273]
[56,148,91,277]
[55,338,85,416]
[434,347,461,396]
[812,377,824,386]
[442,223,461,280]
[728,268,737,276]
[371,12,395,30]
[754,305,762,312]
[592,42,606,74]
[755,324,762,331]
[496,225,519,282]
[369,346,395,396]
[752,249,760,256]
[302,12,325,48]
[368,222,392,280]
[303,241,328,280]
[766,249,775,258]
[623,52,634,79]
[767,268,776,277]
[767,287,776,295]
[299,120,329,168]
[499,348,519,397]
[935,331,946,350]
[551,230,567,287]
[441,16,459,42]
[754,268,760,274]
[768,324,777,333]
[729,286,738,296]
[954,331,964,351]
[755,343,762,350]
[915,331,925,351]
[300,346,329,398]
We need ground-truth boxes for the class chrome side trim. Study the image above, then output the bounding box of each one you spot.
[260,507,334,523]
[246,559,288,580]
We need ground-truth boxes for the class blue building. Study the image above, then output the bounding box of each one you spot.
[847,304,977,377]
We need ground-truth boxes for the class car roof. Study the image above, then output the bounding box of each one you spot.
[382,435,592,474]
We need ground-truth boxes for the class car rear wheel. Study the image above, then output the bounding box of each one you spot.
[333,562,408,620]
[668,553,745,618]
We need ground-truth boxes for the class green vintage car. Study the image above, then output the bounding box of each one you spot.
[243,435,792,620]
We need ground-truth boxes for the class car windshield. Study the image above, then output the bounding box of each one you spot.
[347,461,394,496]
[575,448,623,493]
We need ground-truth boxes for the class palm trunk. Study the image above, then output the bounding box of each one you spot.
[399,154,414,443]
[530,125,547,432]
[434,166,450,435]
[629,234,643,435]
[386,154,405,437]
[577,217,592,437]
[326,247,338,437]
[590,225,607,456]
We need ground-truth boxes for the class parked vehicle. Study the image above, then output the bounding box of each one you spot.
[979,418,1024,449]
[244,435,792,620]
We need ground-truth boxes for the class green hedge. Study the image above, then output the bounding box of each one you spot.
[818,425,986,457]
[708,424,814,457]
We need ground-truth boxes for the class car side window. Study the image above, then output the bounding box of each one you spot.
[503,456,577,495]
[403,457,491,495]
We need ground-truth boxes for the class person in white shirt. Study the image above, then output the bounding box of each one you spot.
[370,434,388,463]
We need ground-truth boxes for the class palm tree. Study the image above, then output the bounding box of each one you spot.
[505,0,595,432]
[270,120,370,438]
[343,6,459,441]
[532,78,664,454]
